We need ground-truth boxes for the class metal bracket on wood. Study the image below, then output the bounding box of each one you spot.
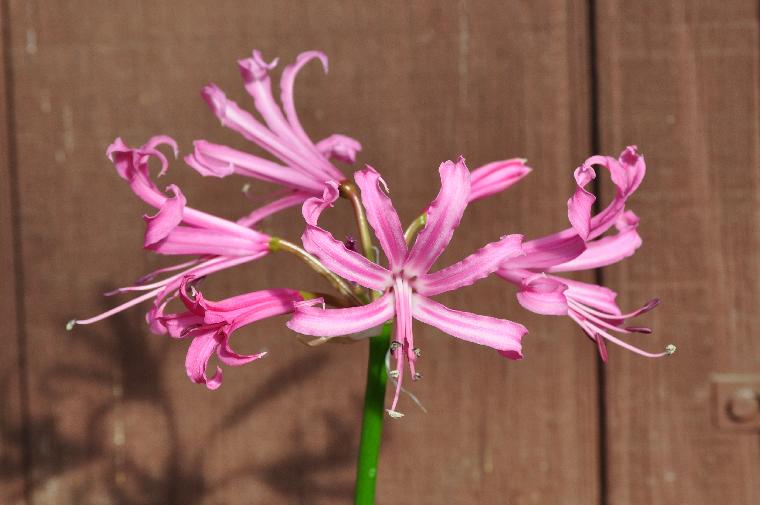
[712,374,760,431]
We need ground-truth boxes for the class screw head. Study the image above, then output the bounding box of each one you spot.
[727,387,760,422]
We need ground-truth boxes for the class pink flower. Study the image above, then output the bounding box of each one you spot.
[497,147,674,360]
[468,158,532,202]
[286,158,527,417]
[185,50,363,222]
[69,137,271,334]
[160,277,304,389]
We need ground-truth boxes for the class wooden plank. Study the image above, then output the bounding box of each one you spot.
[7,0,598,503]
[0,2,28,503]
[596,0,760,503]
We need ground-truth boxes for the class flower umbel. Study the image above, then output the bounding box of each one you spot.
[69,137,271,334]
[287,158,528,417]
[497,146,674,360]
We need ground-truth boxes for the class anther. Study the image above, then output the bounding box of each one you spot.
[388,370,400,378]
[413,372,423,380]
[66,319,76,331]
[386,409,404,419]
[413,347,422,358]
[665,344,677,355]
[390,341,402,351]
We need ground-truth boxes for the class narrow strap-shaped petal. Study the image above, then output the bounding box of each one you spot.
[239,51,337,181]
[143,184,186,248]
[185,330,224,390]
[415,234,524,296]
[286,291,395,337]
[201,84,325,175]
[301,184,392,290]
[186,140,325,194]
[354,166,407,271]
[567,163,597,240]
[315,134,362,164]
[412,295,526,359]
[405,158,471,276]
[514,274,569,316]
[302,226,392,290]
[279,52,329,149]
[469,158,531,202]
[550,211,642,272]
[501,233,586,270]
[237,191,310,228]
[147,226,269,257]
[216,337,267,367]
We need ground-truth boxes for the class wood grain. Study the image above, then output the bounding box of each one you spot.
[2,0,600,503]
[596,0,760,503]
[0,3,27,504]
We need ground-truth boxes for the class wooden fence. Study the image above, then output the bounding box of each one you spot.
[1,1,758,503]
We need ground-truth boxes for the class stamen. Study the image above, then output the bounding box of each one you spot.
[389,340,402,351]
[578,319,670,358]
[665,344,677,355]
[413,347,422,358]
[66,319,76,331]
[625,326,653,334]
[388,369,400,378]
[386,409,404,419]
[413,372,423,380]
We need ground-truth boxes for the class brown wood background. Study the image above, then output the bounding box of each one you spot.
[0,1,757,504]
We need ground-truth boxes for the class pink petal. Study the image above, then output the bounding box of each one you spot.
[237,191,310,228]
[567,163,596,240]
[287,291,396,337]
[405,158,471,276]
[302,226,392,290]
[576,146,647,240]
[147,226,269,257]
[315,134,362,164]
[354,166,407,271]
[416,234,524,296]
[239,50,337,182]
[143,184,186,248]
[185,329,224,390]
[501,233,586,270]
[301,184,392,290]
[469,158,532,202]
[412,295,526,359]
[280,51,329,148]
[550,211,642,272]
[561,278,622,316]
[186,140,324,194]
[515,274,569,316]
[216,337,267,367]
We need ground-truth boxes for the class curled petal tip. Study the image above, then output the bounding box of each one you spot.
[106,137,127,161]
[298,50,328,73]
[201,84,228,116]
[665,344,677,355]
[239,50,278,82]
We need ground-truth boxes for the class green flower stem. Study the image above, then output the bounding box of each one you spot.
[269,237,363,306]
[339,181,375,259]
[354,322,392,505]
[404,213,427,245]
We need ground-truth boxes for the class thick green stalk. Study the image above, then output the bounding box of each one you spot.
[354,322,392,504]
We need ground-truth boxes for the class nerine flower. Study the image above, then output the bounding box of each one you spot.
[184,50,361,222]
[160,277,304,389]
[69,137,271,334]
[185,48,530,221]
[287,158,528,417]
[497,146,674,360]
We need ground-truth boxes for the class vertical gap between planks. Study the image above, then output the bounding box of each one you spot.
[1,0,32,502]
[586,0,609,504]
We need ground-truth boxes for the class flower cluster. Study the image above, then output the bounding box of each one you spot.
[72,49,673,414]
